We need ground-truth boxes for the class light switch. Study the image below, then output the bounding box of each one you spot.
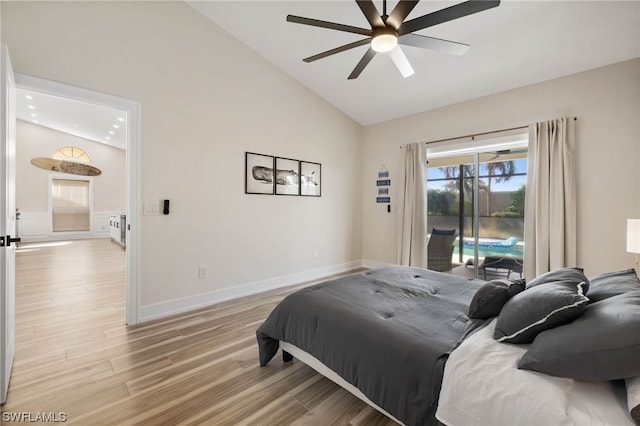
[144,202,159,215]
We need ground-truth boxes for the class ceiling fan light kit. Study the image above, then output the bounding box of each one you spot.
[371,29,398,53]
[287,0,500,80]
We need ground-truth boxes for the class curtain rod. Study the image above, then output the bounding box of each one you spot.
[422,125,527,146]
[400,117,577,148]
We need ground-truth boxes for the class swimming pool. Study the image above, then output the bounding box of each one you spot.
[453,238,523,259]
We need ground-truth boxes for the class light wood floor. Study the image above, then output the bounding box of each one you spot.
[1,238,397,425]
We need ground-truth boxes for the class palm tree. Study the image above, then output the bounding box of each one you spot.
[484,160,516,214]
[485,160,516,190]
[438,160,516,215]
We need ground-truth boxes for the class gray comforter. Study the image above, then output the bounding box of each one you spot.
[256,266,489,426]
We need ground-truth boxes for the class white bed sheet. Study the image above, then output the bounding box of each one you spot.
[436,319,633,426]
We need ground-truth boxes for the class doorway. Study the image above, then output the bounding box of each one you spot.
[14,74,140,325]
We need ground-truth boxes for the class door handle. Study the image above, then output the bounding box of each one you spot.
[1,235,21,247]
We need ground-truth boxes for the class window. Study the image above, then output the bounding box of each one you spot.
[52,146,91,163]
[51,178,92,232]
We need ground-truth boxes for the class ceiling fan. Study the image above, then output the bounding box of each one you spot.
[287,0,500,79]
[489,148,528,160]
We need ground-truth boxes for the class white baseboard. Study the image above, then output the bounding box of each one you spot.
[362,259,397,269]
[139,260,364,322]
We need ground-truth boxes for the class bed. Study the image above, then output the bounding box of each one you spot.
[435,318,632,426]
[256,265,640,425]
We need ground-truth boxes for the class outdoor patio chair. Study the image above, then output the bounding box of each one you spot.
[427,229,457,272]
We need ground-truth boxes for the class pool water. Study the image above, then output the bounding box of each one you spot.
[453,240,524,259]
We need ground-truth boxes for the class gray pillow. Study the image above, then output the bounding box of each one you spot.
[526,267,589,293]
[494,277,589,344]
[518,290,640,380]
[588,268,640,302]
[468,279,525,319]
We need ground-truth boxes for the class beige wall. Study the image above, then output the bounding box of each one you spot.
[4,1,638,318]
[1,1,363,315]
[16,120,126,213]
[362,58,640,276]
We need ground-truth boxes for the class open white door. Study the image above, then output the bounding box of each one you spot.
[0,44,18,404]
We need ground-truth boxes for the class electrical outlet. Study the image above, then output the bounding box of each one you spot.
[198,266,207,279]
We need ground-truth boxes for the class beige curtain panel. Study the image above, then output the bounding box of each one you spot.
[397,142,427,268]
[524,117,577,280]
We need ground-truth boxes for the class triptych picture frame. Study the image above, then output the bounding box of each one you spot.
[245,152,321,197]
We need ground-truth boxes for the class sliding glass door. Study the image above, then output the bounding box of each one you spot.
[426,135,528,279]
[427,153,477,273]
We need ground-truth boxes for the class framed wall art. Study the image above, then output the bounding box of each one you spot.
[300,161,321,197]
[275,157,300,196]
[245,152,274,195]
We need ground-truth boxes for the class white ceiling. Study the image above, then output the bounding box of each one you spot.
[16,88,127,151]
[13,1,639,141]
[187,0,640,125]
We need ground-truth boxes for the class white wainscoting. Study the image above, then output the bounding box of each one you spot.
[18,212,48,240]
[93,213,111,238]
[139,260,364,322]
[18,211,114,242]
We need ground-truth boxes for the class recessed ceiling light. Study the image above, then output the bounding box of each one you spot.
[25,95,33,100]
[113,124,119,129]
[117,117,124,122]
[30,113,37,118]
[105,136,111,140]
[108,131,114,135]
[28,105,35,110]
[33,120,39,124]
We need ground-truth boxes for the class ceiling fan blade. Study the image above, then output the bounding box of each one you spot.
[303,38,372,63]
[399,33,469,56]
[356,0,384,28]
[388,46,415,78]
[287,15,372,36]
[398,0,500,36]
[348,47,377,80]
[386,0,420,30]
[490,148,528,160]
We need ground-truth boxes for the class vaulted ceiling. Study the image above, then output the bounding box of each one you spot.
[13,1,640,141]
[188,0,640,125]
